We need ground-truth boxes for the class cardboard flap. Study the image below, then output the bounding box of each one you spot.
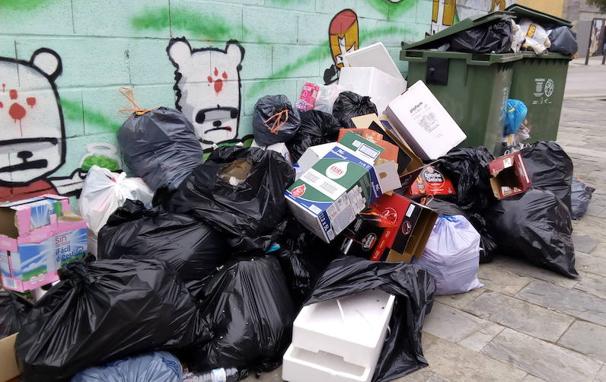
[0,334,20,382]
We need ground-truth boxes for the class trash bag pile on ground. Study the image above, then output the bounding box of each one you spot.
[0,6,590,382]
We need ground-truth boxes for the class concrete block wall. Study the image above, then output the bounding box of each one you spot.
[0,0,501,201]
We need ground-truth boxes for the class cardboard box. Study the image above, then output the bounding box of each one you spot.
[0,334,20,382]
[339,67,406,114]
[337,128,398,163]
[0,195,87,292]
[340,193,438,263]
[407,164,456,198]
[489,151,531,199]
[384,81,467,160]
[295,142,337,179]
[285,133,396,242]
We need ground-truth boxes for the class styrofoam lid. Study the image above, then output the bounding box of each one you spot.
[342,42,403,82]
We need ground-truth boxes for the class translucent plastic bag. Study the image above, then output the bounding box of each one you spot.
[414,216,482,295]
[519,19,551,54]
[72,352,183,382]
[79,165,153,235]
[313,83,345,114]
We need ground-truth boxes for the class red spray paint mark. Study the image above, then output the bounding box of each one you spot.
[1,84,5,92]
[207,76,213,83]
[9,89,17,100]
[9,103,26,122]
[222,71,228,80]
[214,79,223,94]
[26,97,36,108]
[214,67,219,76]
[0,102,3,109]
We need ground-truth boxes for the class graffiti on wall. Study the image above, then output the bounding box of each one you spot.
[167,37,245,152]
[324,9,360,84]
[431,0,511,34]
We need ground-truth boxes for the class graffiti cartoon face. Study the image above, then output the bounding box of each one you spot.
[329,9,359,69]
[0,49,65,185]
[167,38,245,150]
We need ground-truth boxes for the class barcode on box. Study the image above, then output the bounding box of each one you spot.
[418,112,438,133]
[358,144,380,159]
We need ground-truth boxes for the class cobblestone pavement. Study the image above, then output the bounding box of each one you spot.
[245,65,606,382]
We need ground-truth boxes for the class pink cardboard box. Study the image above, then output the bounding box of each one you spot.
[0,194,87,292]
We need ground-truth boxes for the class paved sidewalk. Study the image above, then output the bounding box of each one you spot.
[245,65,606,382]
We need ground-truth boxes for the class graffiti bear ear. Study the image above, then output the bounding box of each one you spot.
[225,40,244,66]
[30,48,62,80]
[167,38,192,67]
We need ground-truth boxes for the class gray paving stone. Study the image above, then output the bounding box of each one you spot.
[478,262,533,295]
[517,280,606,326]
[465,291,574,342]
[596,365,606,382]
[573,234,598,254]
[243,368,282,382]
[521,375,546,382]
[576,252,606,277]
[396,368,450,382]
[434,288,484,310]
[489,256,578,288]
[423,302,488,343]
[558,321,606,363]
[575,272,606,299]
[482,329,602,381]
[458,322,504,352]
[422,334,527,382]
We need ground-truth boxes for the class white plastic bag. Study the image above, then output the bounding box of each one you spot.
[414,216,483,295]
[313,83,345,114]
[519,19,551,54]
[79,165,154,235]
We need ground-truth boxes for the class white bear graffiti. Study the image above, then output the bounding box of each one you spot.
[0,48,84,201]
[167,37,245,151]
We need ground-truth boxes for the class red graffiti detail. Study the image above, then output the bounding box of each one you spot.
[26,97,36,108]
[0,102,3,108]
[9,103,26,122]
[1,84,5,92]
[214,78,223,94]
[9,89,17,100]
[222,71,228,80]
[207,75,213,83]
[214,67,218,76]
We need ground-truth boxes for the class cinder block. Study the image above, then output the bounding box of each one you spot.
[416,0,434,24]
[0,1,74,35]
[298,12,332,45]
[58,88,85,138]
[81,86,126,136]
[170,0,243,42]
[57,133,120,177]
[73,0,170,38]
[239,43,273,80]
[132,84,177,110]
[265,0,315,12]
[16,37,130,88]
[272,45,321,79]
[242,7,298,44]
[0,37,16,58]
[387,0,418,21]
[315,0,388,21]
[128,38,175,85]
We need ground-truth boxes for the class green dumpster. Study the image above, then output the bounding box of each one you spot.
[401,13,522,151]
[505,4,573,141]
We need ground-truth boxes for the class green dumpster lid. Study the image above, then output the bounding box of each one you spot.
[403,12,513,50]
[505,4,572,28]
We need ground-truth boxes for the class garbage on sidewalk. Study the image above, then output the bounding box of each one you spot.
[0,195,87,292]
[72,352,183,382]
[287,110,340,163]
[571,178,595,220]
[488,151,532,200]
[332,91,378,128]
[253,94,301,146]
[0,291,31,339]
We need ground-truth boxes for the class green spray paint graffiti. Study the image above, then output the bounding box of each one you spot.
[0,0,52,11]
[61,99,121,133]
[367,0,418,19]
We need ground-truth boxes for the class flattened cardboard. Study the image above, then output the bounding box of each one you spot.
[340,194,438,263]
[0,334,19,382]
[489,152,531,200]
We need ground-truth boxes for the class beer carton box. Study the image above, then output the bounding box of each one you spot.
[285,133,388,243]
[489,151,531,200]
[0,195,87,292]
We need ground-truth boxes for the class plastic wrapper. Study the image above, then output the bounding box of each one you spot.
[16,259,203,382]
[519,19,551,54]
[449,19,513,54]
[414,216,483,295]
[79,165,154,235]
[167,146,295,253]
[286,110,341,163]
[98,200,230,298]
[314,83,344,114]
[0,291,32,339]
[118,107,202,191]
[306,256,435,382]
[332,91,378,128]
[71,352,183,382]
[549,26,578,55]
[571,178,595,220]
[521,141,573,209]
[511,20,526,53]
[183,256,295,373]
[487,189,577,278]
[436,147,495,213]
[253,95,301,146]
[504,99,528,136]
[295,82,320,112]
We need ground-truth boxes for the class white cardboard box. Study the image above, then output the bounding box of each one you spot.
[339,67,406,114]
[295,142,337,180]
[342,42,404,83]
[385,81,467,160]
[283,289,396,382]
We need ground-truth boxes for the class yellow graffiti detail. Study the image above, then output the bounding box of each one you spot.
[490,0,506,11]
[432,0,439,23]
[442,0,456,27]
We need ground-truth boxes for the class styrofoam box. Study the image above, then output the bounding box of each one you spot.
[342,42,404,82]
[339,67,406,114]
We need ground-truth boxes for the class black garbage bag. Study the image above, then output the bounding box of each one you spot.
[253,95,301,146]
[449,19,513,53]
[286,110,341,163]
[16,259,204,382]
[549,26,578,55]
[183,256,295,373]
[487,189,577,278]
[167,146,295,253]
[98,200,230,298]
[436,147,495,213]
[118,107,202,191]
[521,141,573,210]
[332,91,378,128]
[306,256,436,382]
[0,291,32,339]
[571,178,595,220]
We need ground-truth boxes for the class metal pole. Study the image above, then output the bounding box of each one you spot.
[586,18,595,66]
[602,25,606,65]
